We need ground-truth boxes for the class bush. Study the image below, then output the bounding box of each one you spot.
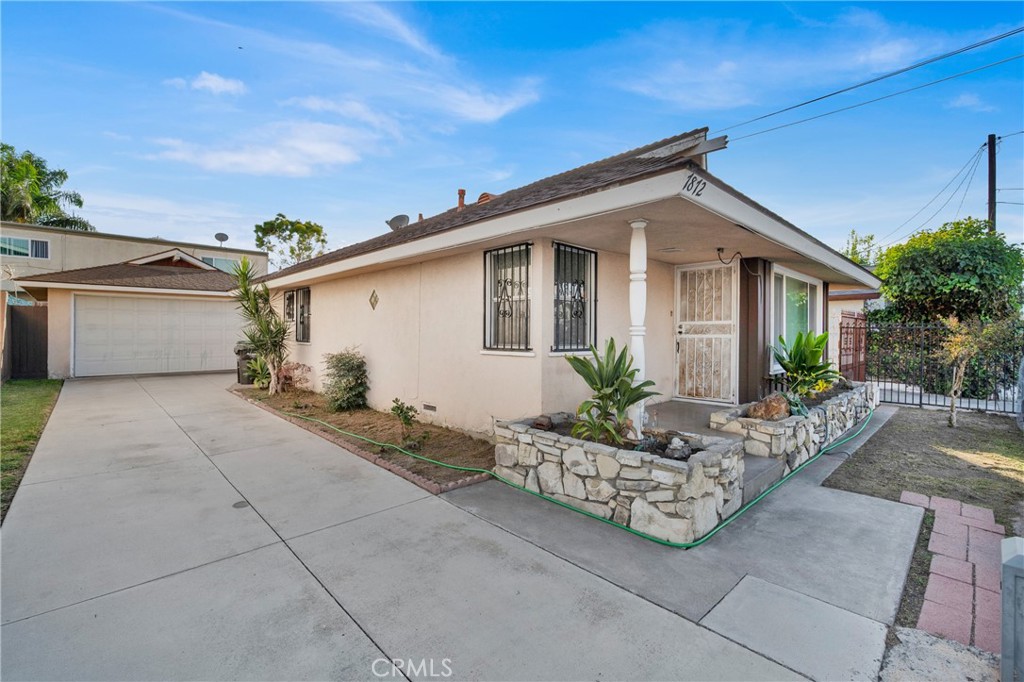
[247,356,271,389]
[322,349,369,411]
[771,331,840,397]
[280,362,313,392]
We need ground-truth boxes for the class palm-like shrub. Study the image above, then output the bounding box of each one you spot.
[565,338,659,444]
[233,258,291,395]
[772,331,841,397]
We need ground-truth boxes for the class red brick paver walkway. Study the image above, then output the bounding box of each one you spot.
[899,491,1005,654]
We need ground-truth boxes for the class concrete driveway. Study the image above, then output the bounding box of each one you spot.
[1,375,919,681]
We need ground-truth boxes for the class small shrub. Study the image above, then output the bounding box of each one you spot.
[247,356,271,389]
[323,349,369,411]
[391,398,420,444]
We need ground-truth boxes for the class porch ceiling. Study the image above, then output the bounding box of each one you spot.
[533,196,856,283]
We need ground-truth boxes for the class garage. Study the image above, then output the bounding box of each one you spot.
[74,295,243,377]
[14,248,248,379]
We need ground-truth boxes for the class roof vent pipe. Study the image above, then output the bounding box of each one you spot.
[457,188,466,210]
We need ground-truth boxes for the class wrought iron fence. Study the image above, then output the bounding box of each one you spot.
[839,318,1024,414]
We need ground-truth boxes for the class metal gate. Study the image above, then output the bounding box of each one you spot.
[10,306,48,379]
[839,311,866,382]
[675,264,738,403]
[841,317,1023,414]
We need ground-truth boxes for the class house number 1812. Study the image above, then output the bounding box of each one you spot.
[683,174,706,197]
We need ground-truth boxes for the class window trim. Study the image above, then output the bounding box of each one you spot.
[551,241,597,352]
[1,237,49,259]
[283,290,296,321]
[294,287,311,344]
[483,243,532,352]
[201,255,240,272]
[769,264,824,374]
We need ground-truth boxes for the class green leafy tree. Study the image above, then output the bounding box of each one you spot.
[254,213,328,271]
[1,143,94,230]
[841,230,880,267]
[935,316,1016,428]
[874,218,1024,322]
[233,258,291,395]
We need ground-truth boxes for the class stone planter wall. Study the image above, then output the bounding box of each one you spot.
[709,382,880,472]
[493,422,744,544]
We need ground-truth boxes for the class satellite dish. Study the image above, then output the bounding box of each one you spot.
[386,214,410,231]
[214,232,229,246]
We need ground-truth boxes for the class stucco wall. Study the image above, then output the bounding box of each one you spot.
[279,251,544,436]
[275,241,685,436]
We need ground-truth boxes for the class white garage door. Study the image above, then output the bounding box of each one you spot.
[74,295,244,377]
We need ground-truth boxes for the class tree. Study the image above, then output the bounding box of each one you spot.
[233,258,291,395]
[841,230,880,267]
[254,213,328,270]
[874,218,1024,322]
[1,143,94,230]
[935,316,1015,427]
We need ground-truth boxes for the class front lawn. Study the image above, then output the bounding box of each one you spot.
[236,388,495,486]
[1,379,63,522]
[823,407,1023,631]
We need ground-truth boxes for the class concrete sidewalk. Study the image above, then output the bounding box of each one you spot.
[3,374,802,681]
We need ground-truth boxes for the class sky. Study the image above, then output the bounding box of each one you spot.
[2,2,1022,263]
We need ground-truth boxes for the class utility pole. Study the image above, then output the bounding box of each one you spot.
[987,133,996,232]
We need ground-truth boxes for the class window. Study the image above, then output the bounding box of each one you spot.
[294,288,311,343]
[1,237,48,259]
[484,244,531,351]
[552,243,596,351]
[284,290,296,321]
[771,266,822,371]
[201,256,240,273]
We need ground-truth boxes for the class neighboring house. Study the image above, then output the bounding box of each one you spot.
[827,284,882,362]
[259,127,880,436]
[0,221,268,302]
[15,250,244,378]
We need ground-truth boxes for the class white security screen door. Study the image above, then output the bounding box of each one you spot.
[676,264,738,402]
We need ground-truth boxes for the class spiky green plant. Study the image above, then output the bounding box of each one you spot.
[771,331,841,397]
[233,258,291,395]
[565,338,659,444]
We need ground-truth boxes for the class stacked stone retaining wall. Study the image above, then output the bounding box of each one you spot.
[709,382,879,472]
[493,423,744,544]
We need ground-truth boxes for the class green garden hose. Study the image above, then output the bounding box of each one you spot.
[281,407,875,549]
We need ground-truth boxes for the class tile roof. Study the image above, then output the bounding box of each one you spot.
[262,127,713,282]
[16,262,236,291]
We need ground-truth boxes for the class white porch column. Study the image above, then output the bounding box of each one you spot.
[628,218,648,437]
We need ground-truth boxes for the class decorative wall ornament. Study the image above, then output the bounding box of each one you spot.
[369,289,379,310]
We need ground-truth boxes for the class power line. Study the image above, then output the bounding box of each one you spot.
[999,130,1024,139]
[713,26,1024,135]
[875,145,985,247]
[997,201,1024,205]
[731,55,1023,142]
[955,149,985,220]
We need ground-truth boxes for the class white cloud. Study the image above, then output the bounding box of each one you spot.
[283,96,402,138]
[102,131,132,141]
[152,121,371,176]
[605,11,950,112]
[191,71,247,96]
[333,3,443,60]
[78,190,262,249]
[947,92,996,113]
[163,71,246,95]
[427,80,542,123]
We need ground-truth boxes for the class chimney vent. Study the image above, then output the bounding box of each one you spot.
[457,188,466,210]
[418,213,424,222]
[477,192,494,204]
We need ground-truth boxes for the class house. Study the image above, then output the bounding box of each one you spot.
[1,220,268,302]
[14,250,245,378]
[259,127,880,436]
[826,283,882,364]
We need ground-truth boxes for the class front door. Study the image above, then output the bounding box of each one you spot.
[675,263,738,403]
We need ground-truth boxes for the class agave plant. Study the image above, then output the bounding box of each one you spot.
[772,331,841,397]
[565,338,659,444]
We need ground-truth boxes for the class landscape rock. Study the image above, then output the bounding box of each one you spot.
[563,470,586,499]
[585,477,617,502]
[746,393,790,421]
[537,462,564,495]
[630,498,693,544]
[562,446,597,476]
[595,453,621,479]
